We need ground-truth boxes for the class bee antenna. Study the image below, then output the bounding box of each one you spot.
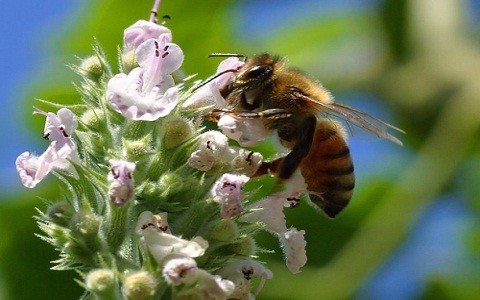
[209,53,247,61]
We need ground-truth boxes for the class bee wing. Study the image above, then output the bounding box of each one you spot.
[298,94,404,145]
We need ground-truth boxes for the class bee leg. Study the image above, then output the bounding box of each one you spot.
[254,115,316,179]
[277,115,316,180]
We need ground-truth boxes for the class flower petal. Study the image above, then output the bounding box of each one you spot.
[136,36,183,92]
[124,20,172,49]
[281,228,307,274]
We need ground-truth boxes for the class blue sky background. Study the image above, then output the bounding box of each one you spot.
[1,1,479,299]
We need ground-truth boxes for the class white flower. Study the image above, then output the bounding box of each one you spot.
[187,131,230,172]
[16,108,80,188]
[136,211,171,234]
[183,57,245,111]
[137,211,209,263]
[218,259,273,298]
[183,269,234,300]
[107,35,183,121]
[107,159,136,206]
[217,114,271,147]
[230,147,263,177]
[211,173,249,218]
[281,228,307,274]
[240,172,309,273]
[36,107,78,141]
[162,257,199,286]
[124,20,172,50]
[240,191,286,234]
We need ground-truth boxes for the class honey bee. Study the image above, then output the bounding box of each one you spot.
[205,53,403,218]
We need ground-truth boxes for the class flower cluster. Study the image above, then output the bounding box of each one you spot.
[16,3,311,299]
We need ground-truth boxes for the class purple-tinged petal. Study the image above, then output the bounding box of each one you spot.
[136,36,184,92]
[215,57,245,87]
[108,159,136,206]
[124,20,172,49]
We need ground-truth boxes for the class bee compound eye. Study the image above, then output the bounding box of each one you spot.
[246,65,272,80]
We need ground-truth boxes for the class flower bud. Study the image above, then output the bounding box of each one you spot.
[70,212,100,238]
[85,269,117,297]
[121,271,157,300]
[228,236,256,256]
[206,219,240,242]
[45,201,74,227]
[121,49,138,74]
[123,136,152,161]
[162,116,194,149]
[81,109,106,132]
[79,55,103,82]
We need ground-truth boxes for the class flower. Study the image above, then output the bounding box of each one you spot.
[281,228,307,274]
[240,172,309,273]
[16,108,80,188]
[136,211,170,233]
[107,159,136,206]
[124,20,172,50]
[107,35,183,121]
[218,259,273,298]
[137,211,209,263]
[162,257,199,286]
[230,147,263,177]
[187,131,230,172]
[181,269,234,300]
[210,173,249,218]
[183,57,245,111]
[217,114,271,147]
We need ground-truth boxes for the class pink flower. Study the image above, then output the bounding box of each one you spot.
[124,20,172,50]
[16,108,79,188]
[107,159,136,206]
[210,173,249,218]
[107,35,183,121]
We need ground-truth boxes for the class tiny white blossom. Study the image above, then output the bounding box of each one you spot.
[281,228,307,274]
[187,131,230,172]
[137,212,209,263]
[107,159,136,206]
[218,259,273,298]
[189,269,235,300]
[217,115,271,147]
[230,147,263,177]
[240,172,309,273]
[162,257,199,286]
[136,211,171,234]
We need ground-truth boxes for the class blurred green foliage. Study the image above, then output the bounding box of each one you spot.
[2,0,480,299]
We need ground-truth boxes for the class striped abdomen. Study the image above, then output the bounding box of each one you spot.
[300,119,355,218]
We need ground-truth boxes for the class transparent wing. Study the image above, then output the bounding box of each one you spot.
[298,94,405,145]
